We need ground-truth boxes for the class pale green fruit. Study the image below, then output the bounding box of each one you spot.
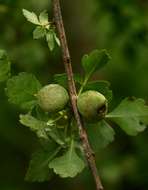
[37,84,69,112]
[77,90,108,120]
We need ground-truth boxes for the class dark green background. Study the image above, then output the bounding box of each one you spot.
[0,0,148,189]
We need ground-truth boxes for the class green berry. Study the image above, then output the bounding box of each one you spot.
[77,90,108,120]
[37,84,69,112]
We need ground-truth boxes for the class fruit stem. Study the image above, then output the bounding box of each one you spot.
[78,75,89,96]
[52,1,104,189]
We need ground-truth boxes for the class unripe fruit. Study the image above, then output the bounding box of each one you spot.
[37,84,69,112]
[77,90,108,120]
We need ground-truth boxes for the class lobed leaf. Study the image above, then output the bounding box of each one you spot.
[39,10,49,25]
[22,9,40,25]
[54,73,83,89]
[82,49,111,79]
[46,31,60,51]
[6,72,41,110]
[20,114,65,145]
[86,120,115,151]
[49,140,85,178]
[33,26,46,39]
[106,98,148,135]
[25,146,57,182]
[20,114,47,131]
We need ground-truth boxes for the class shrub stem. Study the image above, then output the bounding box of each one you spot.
[52,1,104,189]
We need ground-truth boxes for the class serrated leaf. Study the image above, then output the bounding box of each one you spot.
[20,114,47,131]
[20,114,65,145]
[22,9,40,25]
[20,113,49,140]
[0,49,11,82]
[46,31,55,51]
[39,10,49,25]
[6,72,41,110]
[25,146,58,182]
[49,140,85,178]
[86,120,115,151]
[106,98,148,136]
[82,49,111,78]
[54,73,83,89]
[33,26,46,39]
[84,80,112,103]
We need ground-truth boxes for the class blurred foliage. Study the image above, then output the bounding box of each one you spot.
[0,0,148,190]
[94,0,148,100]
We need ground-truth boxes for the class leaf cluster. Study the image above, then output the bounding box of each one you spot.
[23,9,60,51]
[0,9,148,183]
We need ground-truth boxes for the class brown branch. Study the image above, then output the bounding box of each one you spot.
[52,1,103,190]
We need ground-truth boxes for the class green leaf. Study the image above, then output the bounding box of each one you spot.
[0,49,7,59]
[86,120,115,151]
[53,33,60,46]
[53,73,68,88]
[45,127,65,146]
[106,98,148,136]
[20,114,47,131]
[22,9,40,25]
[0,49,11,82]
[6,72,41,110]
[45,30,62,50]
[54,73,83,89]
[20,114,65,145]
[74,74,84,85]
[82,49,111,78]
[25,146,58,182]
[36,129,49,140]
[46,31,55,51]
[49,140,85,178]
[33,26,46,39]
[39,10,49,25]
[84,80,112,103]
